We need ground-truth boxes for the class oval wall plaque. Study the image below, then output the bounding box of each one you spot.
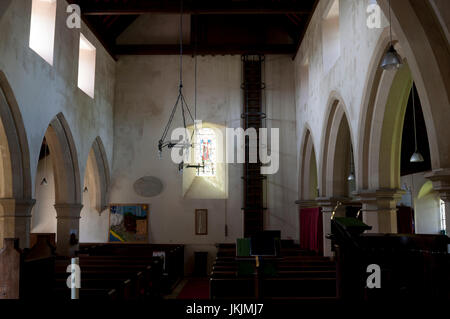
[133,176,163,197]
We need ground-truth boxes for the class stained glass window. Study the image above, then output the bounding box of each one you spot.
[195,128,216,177]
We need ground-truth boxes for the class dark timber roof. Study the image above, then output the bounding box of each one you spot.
[68,0,318,59]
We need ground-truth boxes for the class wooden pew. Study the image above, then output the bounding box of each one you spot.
[53,255,163,300]
[77,243,184,292]
[2,237,168,300]
[1,235,57,300]
[20,234,56,300]
[0,239,20,299]
[210,243,338,300]
[53,287,119,300]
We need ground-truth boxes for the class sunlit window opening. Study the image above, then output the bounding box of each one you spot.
[78,34,96,98]
[195,128,217,177]
[29,0,57,65]
[439,199,446,234]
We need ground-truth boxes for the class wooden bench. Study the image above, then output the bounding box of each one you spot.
[53,255,163,299]
[210,243,337,300]
[77,243,184,292]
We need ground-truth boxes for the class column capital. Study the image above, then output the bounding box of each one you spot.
[354,188,405,204]
[295,199,319,208]
[0,198,36,249]
[54,203,83,219]
[425,168,450,200]
[353,189,402,233]
[315,197,349,212]
[0,198,36,217]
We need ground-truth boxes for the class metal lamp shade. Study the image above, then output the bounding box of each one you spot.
[347,172,355,181]
[381,45,403,70]
[410,151,424,163]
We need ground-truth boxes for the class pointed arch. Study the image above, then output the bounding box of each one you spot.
[358,39,423,190]
[45,113,81,204]
[376,0,449,171]
[369,65,412,189]
[0,70,34,248]
[357,32,392,190]
[299,125,318,200]
[84,137,110,213]
[320,94,355,198]
[0,71,32,199]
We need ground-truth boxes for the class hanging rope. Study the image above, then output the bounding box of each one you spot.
[179,0,183,89]
[412,84,419,152]
[388,0,393,44]
[158,0,196,153]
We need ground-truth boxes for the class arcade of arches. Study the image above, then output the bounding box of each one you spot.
[0,0,449,270]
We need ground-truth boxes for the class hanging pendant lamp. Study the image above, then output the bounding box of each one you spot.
[179,53,204,173]
[157,0,195,158]
[347,146,355,181]
[381,0,403,70]
[410,84,424,163]
[40,140,48,185]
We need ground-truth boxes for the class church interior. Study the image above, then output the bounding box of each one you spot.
[0,0,449,305]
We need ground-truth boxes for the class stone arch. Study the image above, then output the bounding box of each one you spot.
[44,113,81,205]
[40,112,82,255]
[357,31,391,190]
[299,125,318,201]
[83,136,110,214]
[355,1,450,233]
[320,93,355,199]
[0,71,34,248]
[356,61,414,233]
[0,71,32,200]
[377,0,450,172]
[368,64,413,190]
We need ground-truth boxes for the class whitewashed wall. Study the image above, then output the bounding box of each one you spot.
[265,55,298,241]
[31,157,57,233]
[400,172,442,234]
[0,0,115,199]
[79,192,109,243]
[111,55,242,274]
[294,0,386,194]
[110,53,298,273]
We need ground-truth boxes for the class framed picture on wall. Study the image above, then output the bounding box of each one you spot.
[195,209,208,235]
[109,204,149,242]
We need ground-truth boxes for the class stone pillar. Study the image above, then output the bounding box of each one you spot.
[54,203,83,256]
[356,189,404,233]
[316,197,346,257]
[425,169,450,235]
[0,198,36,249]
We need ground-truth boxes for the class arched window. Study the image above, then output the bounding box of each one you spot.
[195,128,217,177]
[182,123,227,199]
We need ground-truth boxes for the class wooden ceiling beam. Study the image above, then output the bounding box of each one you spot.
[292,0,319,60]
[115,44,296,55]
[75,0,315,16]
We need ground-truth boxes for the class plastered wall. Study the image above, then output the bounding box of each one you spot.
[111,54,298,273]
[0,0,115,197]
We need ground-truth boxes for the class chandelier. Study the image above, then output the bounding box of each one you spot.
[157,1,203,173]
